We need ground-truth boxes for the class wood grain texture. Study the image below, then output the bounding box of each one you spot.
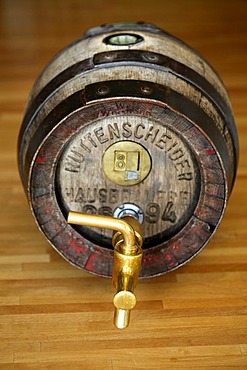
[0,0,246,369]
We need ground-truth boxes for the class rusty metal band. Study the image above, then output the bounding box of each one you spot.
[22,80,232,192]
[29,100,227,278]
[18,50,238,181]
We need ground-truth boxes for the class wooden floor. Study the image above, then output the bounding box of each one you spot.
[0,0,247,368]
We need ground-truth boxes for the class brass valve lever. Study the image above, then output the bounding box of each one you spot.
[67,211,143,329]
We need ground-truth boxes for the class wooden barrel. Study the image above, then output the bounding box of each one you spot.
[18,22,238,277]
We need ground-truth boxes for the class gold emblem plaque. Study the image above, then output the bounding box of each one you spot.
[102,141,152,186]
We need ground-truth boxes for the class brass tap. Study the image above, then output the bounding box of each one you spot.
[67,211,143,329]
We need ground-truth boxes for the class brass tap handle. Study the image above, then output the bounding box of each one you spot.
[67,211,143,329]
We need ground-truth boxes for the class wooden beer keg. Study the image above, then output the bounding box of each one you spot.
[18,22,238,280]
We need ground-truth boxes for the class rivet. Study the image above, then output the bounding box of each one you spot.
[96,85,110,96]
[140,85,153,95]
[143,52,159,63]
